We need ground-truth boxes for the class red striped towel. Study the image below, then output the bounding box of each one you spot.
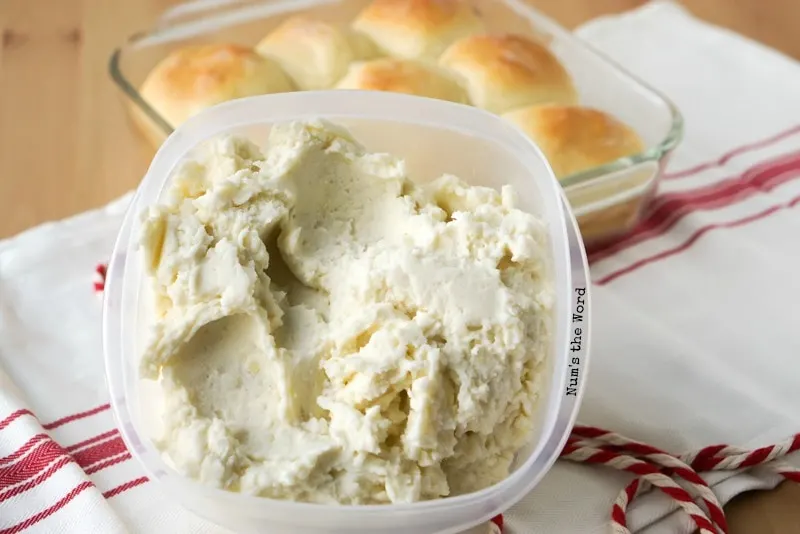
[0,197,229,533]
[0,2,799,532]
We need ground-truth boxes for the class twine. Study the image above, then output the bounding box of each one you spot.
[93,264,799,534]
[556,428,800,534]
[93,263,107,293]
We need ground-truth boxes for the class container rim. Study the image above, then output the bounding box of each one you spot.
[102,90,591,523]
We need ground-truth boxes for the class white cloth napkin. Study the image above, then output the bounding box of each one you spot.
[504,2,800,533]
[1,1,800,532]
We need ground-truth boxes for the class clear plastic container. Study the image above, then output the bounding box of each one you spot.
[108,0,682,247]
[102,91,591,534]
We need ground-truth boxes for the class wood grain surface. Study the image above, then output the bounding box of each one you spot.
[1,1,799,532]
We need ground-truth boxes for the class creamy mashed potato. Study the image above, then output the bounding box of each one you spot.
[139,120,553,504]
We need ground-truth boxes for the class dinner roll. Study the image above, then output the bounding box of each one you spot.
[256,16,377,90]
[139,44,293,130]
[503,104,645,178]
[335,58,468,103]
[352,0,484,61]
[440,34,577,115]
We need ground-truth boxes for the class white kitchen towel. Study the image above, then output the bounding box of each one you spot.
[504,2,800,533]
[1,1,800,533]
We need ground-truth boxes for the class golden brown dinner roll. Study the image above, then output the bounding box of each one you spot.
[256,16,377,90]
[440,34,577,115]
[502,104,645,179]
[352,0,484,61]
[139,44,294,131]
[335,58,468,103]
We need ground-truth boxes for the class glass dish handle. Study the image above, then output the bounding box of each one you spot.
[157,0,244,27]
[147,0,341,39]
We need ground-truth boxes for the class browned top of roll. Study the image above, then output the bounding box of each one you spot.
[503,104,646,179]
[335,58,468,103]
[440,34,577,114]
[256,16,377,90]
[140,44,294,128]
[352,0,484,60]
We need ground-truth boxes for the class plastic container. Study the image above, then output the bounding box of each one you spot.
[108,0,682,247]
[102,91,591,534]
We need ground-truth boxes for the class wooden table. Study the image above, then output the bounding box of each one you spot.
[1,1,798,532]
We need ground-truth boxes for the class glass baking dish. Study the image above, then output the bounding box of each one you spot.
[108,0,683,247]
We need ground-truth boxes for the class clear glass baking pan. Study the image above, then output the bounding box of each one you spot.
[108,0,683,246]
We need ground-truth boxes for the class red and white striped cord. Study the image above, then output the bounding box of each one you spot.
[563,427,800,534]
[561,440,723,534]
[92,263,799,534]
[93,263,107,293]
